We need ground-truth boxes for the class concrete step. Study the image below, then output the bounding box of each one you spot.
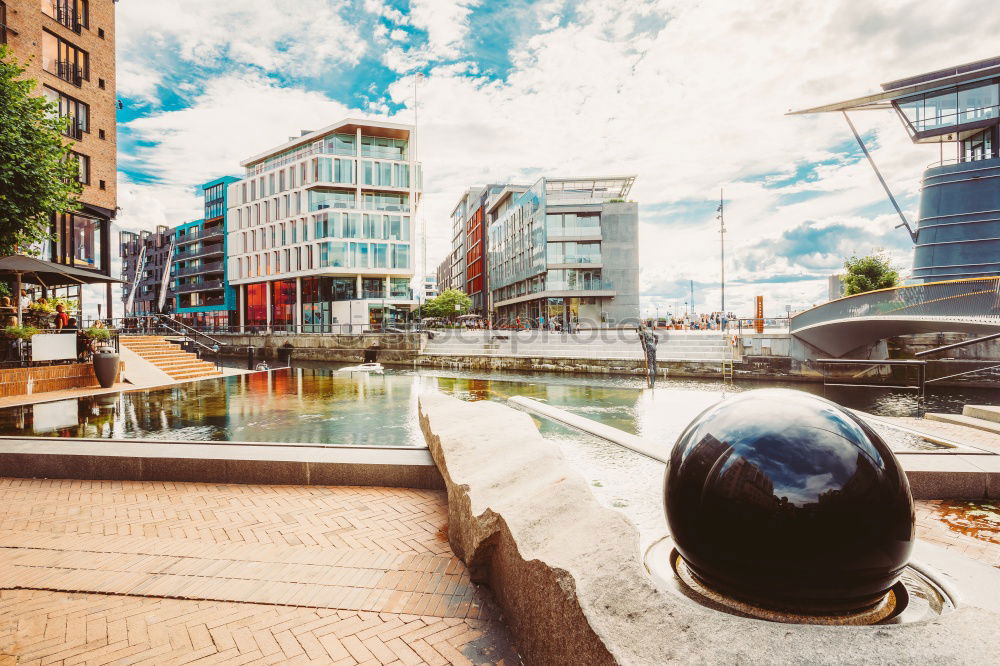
[925,412,1000,436]
[167,369,222,380]
[963,405,1000,423]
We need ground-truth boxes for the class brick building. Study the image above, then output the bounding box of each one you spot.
[2,0,117,313]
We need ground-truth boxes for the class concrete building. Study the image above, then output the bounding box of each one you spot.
[174,177,239,328]
[4,0,118,312]
[120,226,175,316]
[226,119,421,331]
[792,56,1000,282]
[828,274,845,301]
[422,274,438,301]
[487,176,639,327]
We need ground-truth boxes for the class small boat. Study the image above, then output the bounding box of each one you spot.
[338,363,384,373]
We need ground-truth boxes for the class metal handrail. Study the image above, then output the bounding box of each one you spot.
[791,276,1000,332]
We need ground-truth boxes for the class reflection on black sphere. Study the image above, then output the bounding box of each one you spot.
[664,389,914,613]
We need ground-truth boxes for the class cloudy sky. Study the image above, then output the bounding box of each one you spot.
[111,0,1000,317]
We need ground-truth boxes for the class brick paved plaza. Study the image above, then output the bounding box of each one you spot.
[0,479,517,665]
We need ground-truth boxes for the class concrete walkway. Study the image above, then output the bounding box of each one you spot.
[0,478,516,665]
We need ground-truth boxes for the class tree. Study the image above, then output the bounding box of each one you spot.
[424,289,472,319]
[0,45,82,256]
[841,252,899,296]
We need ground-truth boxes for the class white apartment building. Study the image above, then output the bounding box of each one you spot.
[226,119,421,331]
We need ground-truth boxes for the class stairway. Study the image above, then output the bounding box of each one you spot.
[119,336,222,382]
[925,404,1000,436]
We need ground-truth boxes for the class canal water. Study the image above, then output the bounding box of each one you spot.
[0,364,995,448]
[0,364,997,548]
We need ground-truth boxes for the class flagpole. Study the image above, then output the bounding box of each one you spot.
[717,188,726,315]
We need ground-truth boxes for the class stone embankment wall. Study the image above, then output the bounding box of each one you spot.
[212,332,423,365]
[418,392,997,664]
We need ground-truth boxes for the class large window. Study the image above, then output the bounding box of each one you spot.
[360,136,406,160]
[41,30,89,85]
[70,151,89,184]
[204,182,225,219]
[308,188,355,211]
[42,86,88,138]
[245,283,267,327]
[41,0,88,32]
[362,192,408,212]
[546,213,601,237]
[896,80,1000,133]
[547,241,601,264]
[323,133,356,156]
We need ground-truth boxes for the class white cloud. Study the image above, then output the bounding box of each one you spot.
[115,0,1000,317]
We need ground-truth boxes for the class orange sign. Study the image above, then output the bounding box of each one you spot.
[755,296,764,334]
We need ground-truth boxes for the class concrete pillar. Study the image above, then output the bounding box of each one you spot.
[265,280,272,330]
[356,274,362,297]
[384,275,390,298]
[356,127,363,209]
[238,284,245,333]
[295,276,302,333]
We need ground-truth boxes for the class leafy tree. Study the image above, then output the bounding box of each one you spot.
[424,289,472,318]
[0,45,81,256]
[841,252,899,296]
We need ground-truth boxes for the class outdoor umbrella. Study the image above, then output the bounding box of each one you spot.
[0,255,121,324]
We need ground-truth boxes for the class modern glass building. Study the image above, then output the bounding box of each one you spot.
[486,176,639,327]
[173,177,239,328]
[792,56,1000,282]
[226,119,421,331]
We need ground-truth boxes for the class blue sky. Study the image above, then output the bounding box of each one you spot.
[111,0,1000,317]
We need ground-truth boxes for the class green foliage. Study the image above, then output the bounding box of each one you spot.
[27,296,77,314]
[3,325,39,340]
[841,252,900,296]
[424,289,472,318]
[82,325,111,341]
[0,45,81,256]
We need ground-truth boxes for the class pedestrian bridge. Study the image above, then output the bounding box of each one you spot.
[790,277,1000,357]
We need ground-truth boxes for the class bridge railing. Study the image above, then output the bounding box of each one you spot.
[790,277,1000,332]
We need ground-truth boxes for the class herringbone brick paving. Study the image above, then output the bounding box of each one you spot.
[0,478,519,664]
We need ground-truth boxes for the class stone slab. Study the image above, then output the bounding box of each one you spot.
[419,391,1000,665]
[897,454,990,499]
[0,437,443,489]
[927,412,1000,436]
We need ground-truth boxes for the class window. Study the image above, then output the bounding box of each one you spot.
[99,179,105,190]
[0,2,7,45]
[70,151,89,184]
[41,0,88,32]
[42,86,88,138]
[41,30,89,85]
[98,128,105,140]
[360,135,406,160]
[334,159,354,184]
[98,78,105,89]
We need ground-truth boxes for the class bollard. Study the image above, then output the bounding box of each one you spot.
[247,345,255,370]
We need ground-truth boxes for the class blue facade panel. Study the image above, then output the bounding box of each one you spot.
[914,157,1000,281]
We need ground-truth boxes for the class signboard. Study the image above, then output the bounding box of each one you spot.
[755,296,764,334]
[31,333,77,362]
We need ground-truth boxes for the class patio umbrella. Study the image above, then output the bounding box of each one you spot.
[0,255,121,324]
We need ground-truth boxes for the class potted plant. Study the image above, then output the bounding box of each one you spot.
[4,325,39,340]
[82,326,118,388]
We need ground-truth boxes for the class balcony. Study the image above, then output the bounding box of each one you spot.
[175,260,223,277]
[175,279,223,294]
[176,243,224,258]
[176,227,224,245]
[55,60,83,86]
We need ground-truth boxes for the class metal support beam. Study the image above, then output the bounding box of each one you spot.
[842,111,918,243]
[915,330,1000,357]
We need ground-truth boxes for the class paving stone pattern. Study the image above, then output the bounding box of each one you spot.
[915,499,1000,568]
[0,479,517,665]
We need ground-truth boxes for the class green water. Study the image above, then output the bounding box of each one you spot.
[0,365,995,448]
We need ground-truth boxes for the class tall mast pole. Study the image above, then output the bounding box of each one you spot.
[414,73,425,322]
[717,188,726,314]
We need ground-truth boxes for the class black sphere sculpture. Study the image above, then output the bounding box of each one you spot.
[664,389,914,614]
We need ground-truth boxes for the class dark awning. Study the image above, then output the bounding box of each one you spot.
[0,254,122,287]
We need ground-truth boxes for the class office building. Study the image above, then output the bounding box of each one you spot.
[173,177,239,328]
[226,119,421,331]
[422,274,438,301]
[120,225,175,316]
[487,176,639,326]
[3,0,118,312]
[792,56,1000,282]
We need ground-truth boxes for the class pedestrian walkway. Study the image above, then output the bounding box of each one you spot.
[0,479,517,665]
